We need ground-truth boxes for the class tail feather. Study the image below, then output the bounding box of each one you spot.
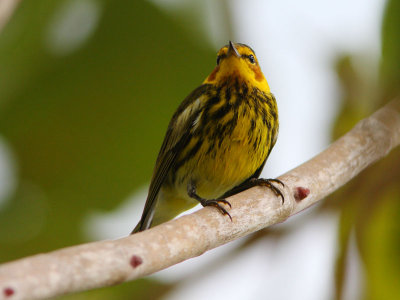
[130,206,155,234]
[130,222,143,234]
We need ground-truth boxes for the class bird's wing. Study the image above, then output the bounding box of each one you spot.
[131,84,209,233]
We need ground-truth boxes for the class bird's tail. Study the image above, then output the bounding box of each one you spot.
[130,222,142,234]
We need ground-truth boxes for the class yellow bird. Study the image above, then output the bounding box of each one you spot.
[132,41,283,233]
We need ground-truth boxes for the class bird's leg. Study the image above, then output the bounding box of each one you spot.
[222,178,285,203]
[187,182,232,221]
[246,178,285,203]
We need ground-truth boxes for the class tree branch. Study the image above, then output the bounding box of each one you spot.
[1,100,399,300]
[0,0,20,33]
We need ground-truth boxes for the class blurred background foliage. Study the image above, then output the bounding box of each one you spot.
[0,0,216,297]
[329,0,400,299]
[0,0,399,299]
[0,0,216,251]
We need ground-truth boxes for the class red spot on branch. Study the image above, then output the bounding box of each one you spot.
[130,255,143,268]
[3,287,15,297]
[294,187,310,202]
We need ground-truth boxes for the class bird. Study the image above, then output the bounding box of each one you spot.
[131,41,283,234]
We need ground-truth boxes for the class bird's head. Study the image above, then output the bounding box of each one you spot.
[204,41,270,92]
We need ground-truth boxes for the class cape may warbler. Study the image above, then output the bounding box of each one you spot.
[132,41,283,233]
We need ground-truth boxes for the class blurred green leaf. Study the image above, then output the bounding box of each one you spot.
[380,0,400,100]
[362,186,400,300]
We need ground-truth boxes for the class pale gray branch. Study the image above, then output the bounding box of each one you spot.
[0,0,20,33]
[1,100,399,300]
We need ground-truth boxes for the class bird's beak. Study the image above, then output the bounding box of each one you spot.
[227,41,240,58]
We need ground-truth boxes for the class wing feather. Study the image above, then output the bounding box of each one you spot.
[131,84,210,233]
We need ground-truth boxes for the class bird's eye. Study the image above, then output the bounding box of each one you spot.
[216,55,221,65]
[248,55,256,64]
